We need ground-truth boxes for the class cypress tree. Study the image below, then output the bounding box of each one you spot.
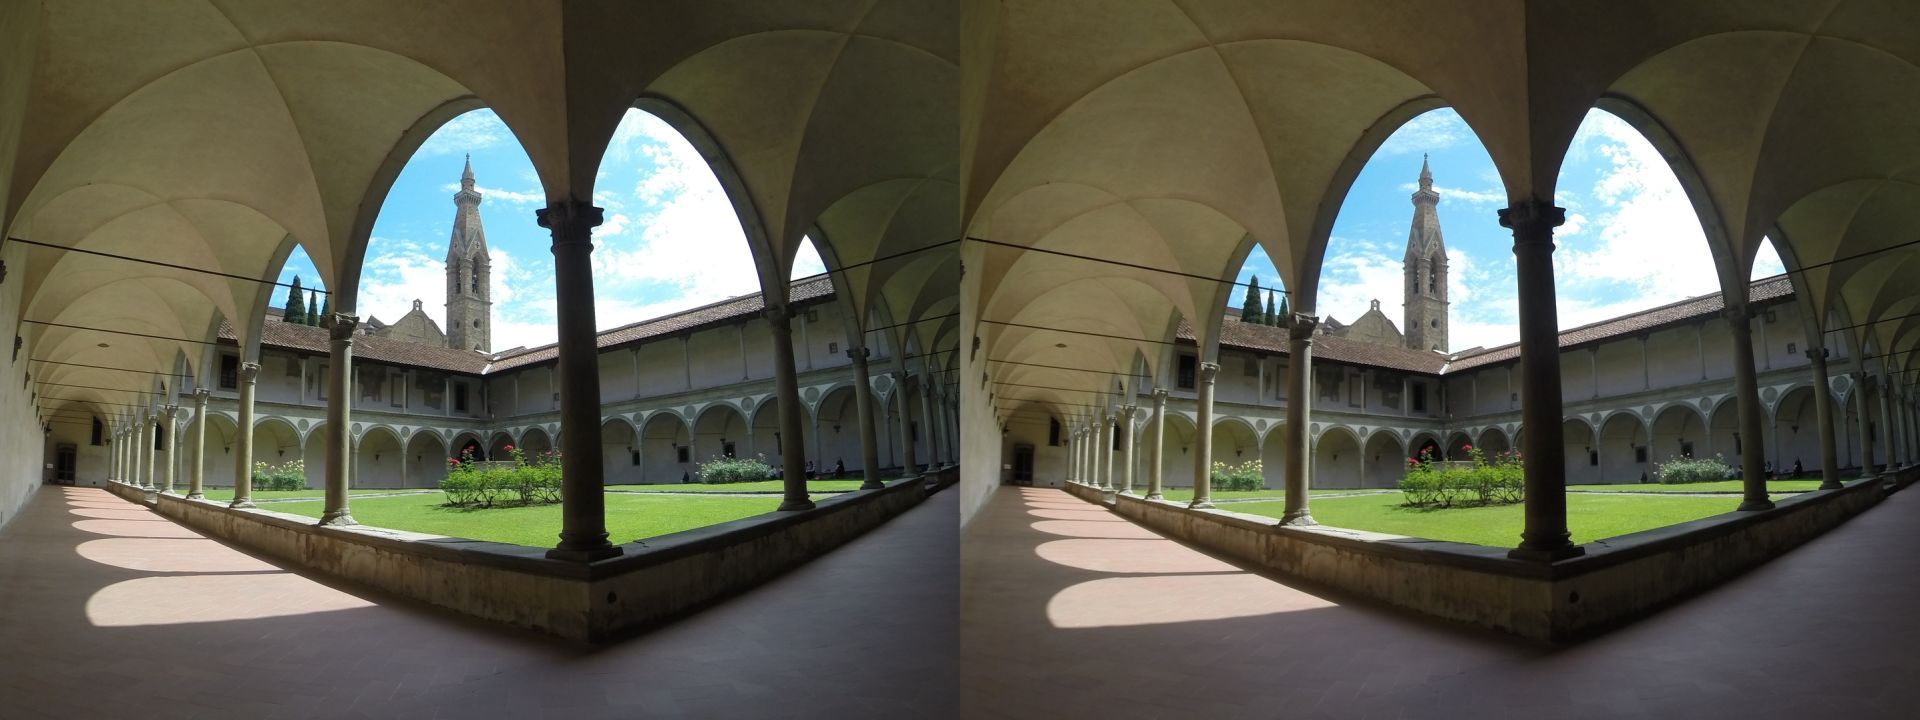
[1264,290,1278,327]
[1277,294,1290,325]
[318,291,333,327]
[306,291,320,326]
[283,277,306,324]
[1240,276,1263,323]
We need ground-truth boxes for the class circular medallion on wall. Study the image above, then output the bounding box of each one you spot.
[804,387,820,403]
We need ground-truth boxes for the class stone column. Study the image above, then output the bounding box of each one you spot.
[1725,305,1773,511]
[539,201,623,559]
[1879,382,1899,469]
[1502,201,1583,560]
[764,304,814,511]
[1190,361,1219,509]
[894,373,919,475]
[1808,350,1843,490]
[1146,390,1168,499]
[1098,412,1114,490]
[920,381,940,467]
[141,412,156,490]
[1856,374,1876,477]
[1074,430,1086,483]
[1065,429,1077,483]
[1120,405,1138,494]
[320,314,360,526]
[159,405,178,494]
[1283,314,1319,526]
[847,348,884,490]
[231,362,259,508]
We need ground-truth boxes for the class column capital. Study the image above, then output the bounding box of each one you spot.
[846,346,870,362]
[761,304,794,325]
[1806,347,1830,361]
[161,404,179,421]
[536,200,605,249]
[1196,361,1219,384]
[1287,312,1320,341]
[237,361,260,383]
[1720,304,1752,324]
[328,314,362,342]
[192,388,211,405]
[1151,388,1168,404]
[1498,201,1566,250]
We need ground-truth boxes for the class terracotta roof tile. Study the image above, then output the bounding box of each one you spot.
[220,276,837,376]
[1443,276,1793,372]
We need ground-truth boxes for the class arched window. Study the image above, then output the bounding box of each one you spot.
[470,260,479,293]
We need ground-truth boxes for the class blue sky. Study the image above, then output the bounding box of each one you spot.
[1239,108,1785,352]
[275,109,825,352]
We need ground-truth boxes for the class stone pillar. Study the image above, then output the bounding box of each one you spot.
[894,373,919,475]
[1808,350,1843,490]
[159,405,178,494]
[1283,313,1319,526]
[188,390,210,499]
[1066,429,1078,483]
[1856,373,1876,477]
[1074,430,1086,483]
[320,314,360,526]
[1146,390,1167,499]
[920,381,940,467]
[231,362,259,508]
[848,347,883,490]
[1190,361,1219,509]
[1120,405,1138,494]
[1879,382,1899,470]
[764,304,814,511]
[1725,305,1773,511]
[1501,201,1583,561]
[539,200,623,559]
[1105,414,1121,495]
[141,412,155,490]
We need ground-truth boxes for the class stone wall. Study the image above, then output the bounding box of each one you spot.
[1067,471,1904,641]
[110,470,952,643]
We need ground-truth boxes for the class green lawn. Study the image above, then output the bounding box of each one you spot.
[192,487,426,502]
[1152,487,1381,503]
[1227,491,1791,548]
[1567,479,1827,494]
[608,479,874,494]
[260,492,805,548]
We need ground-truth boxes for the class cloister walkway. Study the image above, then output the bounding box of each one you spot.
[962,486,1920,719]
[0,485,955,719]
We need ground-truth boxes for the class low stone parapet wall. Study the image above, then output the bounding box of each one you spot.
[108,473,946,643]
[1063,474,1893,642]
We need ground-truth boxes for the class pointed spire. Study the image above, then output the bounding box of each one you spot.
[461,153,476,191]
[1418,153,1432,191]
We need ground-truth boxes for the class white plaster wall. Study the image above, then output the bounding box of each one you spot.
[636,342,686,396]
[597,350,635,403]
[1000,415,1068,486]
[1593,343,1641,398]
[1646,326,1697,389]
[687,330,738,390]
[1701,322,1735,382]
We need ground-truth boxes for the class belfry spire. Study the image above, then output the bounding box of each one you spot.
[1418,153,1432,191]
[1403,156,1448,353]
[461,153,475,190]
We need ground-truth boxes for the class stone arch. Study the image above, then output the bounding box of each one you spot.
[692,404,749,466]
[519,427,554,458]
[1475,427,1511,457]
[1362,431,1406,489]
[487,431,516,461]
[1210,416,1262,489]
[1709,397,1744,470]
[812,386,864,479]
[1444,431,1473,461]
[1597,412,1648,485]
[450,431,486,462]
[405,431,450,490]
[1259,421,1289,490]
[640,411,693,485]
[297,422,327,490]
[356,425,405,489]
[601,417,641,486]
[1409,431,1442,463]
[1651,404,1707,465]
[1771,385,1821,479]
[1563,417,1600,486]
[195,412,240,489]
[1159,413,1199,489]
[749,397,786,469]
[1313,426,1363,490]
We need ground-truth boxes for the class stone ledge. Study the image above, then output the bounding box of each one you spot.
[1064,470,1905,641]
[107,468,954,643]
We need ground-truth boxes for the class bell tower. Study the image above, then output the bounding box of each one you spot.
[1403,155,1449,353]
[445,155,492,352]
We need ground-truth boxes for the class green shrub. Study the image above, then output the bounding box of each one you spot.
[1655,455,1730,485]
[252,459,307,491]
[1398,445,1524,508]
[697,455,773,484]
[1210,459,1264,491]
[440,444,561,508]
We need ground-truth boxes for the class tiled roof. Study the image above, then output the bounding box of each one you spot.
[486,276,836,372]
[1443,276,1794,372]
[1186,276,1795,376]
[220,276,837,376]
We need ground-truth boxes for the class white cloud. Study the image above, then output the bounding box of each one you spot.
[441,183,545,206]
[355,238,446,329]
[793,238,826,278]
[1377,111,1472,156]
[1753,238,1786,279]
[1554,112,1721,303]
[1398,182,1507,207]
[1316,244,1404,326]
[417,111,511,157]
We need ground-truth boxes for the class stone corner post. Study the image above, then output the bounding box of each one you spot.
[537,199,623,561]
[1501,200,1584,561]
[1282,312,1319,526]
[1189,360,1219,509]
[320,314,361,527]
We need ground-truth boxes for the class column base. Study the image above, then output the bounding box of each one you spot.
[229,499,255,509]
[1143,492,1163,500]
[778,498,817,512]
[1817,480,1845,491]
[1736,498,1776,512]
[317,510,358,527]
[1188,499,1215,510]
[1507,543,1585,562]
[185,492,205,500]
[1279,510,1317,527]
[859,480,886,490]
[546,544,624,563]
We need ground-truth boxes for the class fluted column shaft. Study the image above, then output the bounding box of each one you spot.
[1190,362,1219,509]
[189,389,210,499]
[1283,314,1318,525]
[1503,201,1583,560]
[849,348,884,490]
[1809,350,1843,490]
